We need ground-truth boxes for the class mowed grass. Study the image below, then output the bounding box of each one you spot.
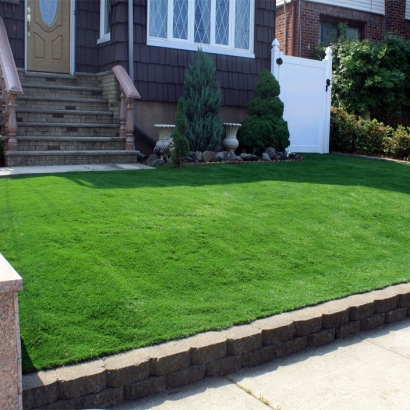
[0,154,409,373]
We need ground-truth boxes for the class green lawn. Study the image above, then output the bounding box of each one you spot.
[1,154,409,373]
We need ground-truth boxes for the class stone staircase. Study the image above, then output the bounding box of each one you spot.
[4,70,140,167]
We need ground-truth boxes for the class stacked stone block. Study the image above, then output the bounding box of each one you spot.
[22,283,410,409]
[0,254,23,410]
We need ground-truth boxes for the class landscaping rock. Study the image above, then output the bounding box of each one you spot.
[74,387,124,409]
[166,364,206,388]
[262,153,271,161]
[223,325,262,355]
[124,376,166,400]
[240,153,250,161]
[248,154,258,161]
[307,328,335,347]
[346,294,374,320]
[186,331,227,365]
[203,151,216,162]
[146,154,159,167]
[150,159,165,167]
[189,151,196,160]
[360,313,385,331]
[241,345,276,368]
[253,313,295,345]
[275,336,307,358]
[214,151,228,162]
[196,151,204,162]
[23,370,58,409]
[149,340,191,376]
[56,360,106,400]
[292,308,322,336]
[104,350,150,388]
[205,355,241,377]
[183,156,194,162]
[266,147,277,159]
[384,307,407,324]
[335,320,361,339]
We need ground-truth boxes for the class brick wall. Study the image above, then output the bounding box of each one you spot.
[276,1,385,58]
[385,0,406,36]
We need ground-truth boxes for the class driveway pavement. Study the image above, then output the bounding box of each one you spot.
[0,163,153,177]
[113,318,410,410]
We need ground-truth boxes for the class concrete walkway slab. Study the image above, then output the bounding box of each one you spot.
[112,319,410,409]
[0,163,153,177]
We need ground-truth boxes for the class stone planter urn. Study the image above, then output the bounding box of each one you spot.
[154,124,175,156]
[223,123,241,153]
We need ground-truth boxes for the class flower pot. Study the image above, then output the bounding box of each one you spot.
[223,123,241,153]
[154,124,175,156]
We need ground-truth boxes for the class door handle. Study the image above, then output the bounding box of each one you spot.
[27,7,31,26]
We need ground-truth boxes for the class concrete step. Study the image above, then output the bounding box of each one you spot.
[17,122,119,137]
[15,136,126,151]
[17,96,109,111]
[17,109,114,124]
[18,70,100,87]
[5,150,141,167]
[21,83,103,99]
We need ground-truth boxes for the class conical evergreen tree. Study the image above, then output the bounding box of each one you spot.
[170,97,190,168]
[184,49,224,152]
[238,70,290,155]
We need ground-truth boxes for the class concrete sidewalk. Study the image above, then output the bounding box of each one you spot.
[0,163,153,177]
[113,318,410,410]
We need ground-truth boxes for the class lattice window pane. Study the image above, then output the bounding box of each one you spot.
[215,0,229,45]
[173,0,188,39]
[149,0,167,38]
[194,0,211,44]
[234,0,250,49]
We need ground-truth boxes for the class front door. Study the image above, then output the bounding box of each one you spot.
[27,0,70,73]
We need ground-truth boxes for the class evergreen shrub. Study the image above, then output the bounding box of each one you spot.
[330,107,410,159]
[184,49,224,152]
[170,98,190,168]
[238,70,290,155]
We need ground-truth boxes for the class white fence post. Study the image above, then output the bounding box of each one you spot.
[323,46,333,154]
[271,39,281,80]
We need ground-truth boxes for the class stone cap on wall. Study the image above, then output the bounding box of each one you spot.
[0,253,23,293]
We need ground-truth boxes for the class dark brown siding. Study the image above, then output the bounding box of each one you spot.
[0,1,25,68]
[133,0,275,107]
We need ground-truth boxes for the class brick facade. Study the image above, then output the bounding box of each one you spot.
[276,1,386,58]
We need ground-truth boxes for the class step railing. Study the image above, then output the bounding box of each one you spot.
[112,65,141,151]
[0,17,23,152]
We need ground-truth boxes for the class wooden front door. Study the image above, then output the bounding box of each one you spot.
[27,0,70,73]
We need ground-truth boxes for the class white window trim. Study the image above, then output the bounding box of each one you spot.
[97,0,111,44]
[147,0,255,59]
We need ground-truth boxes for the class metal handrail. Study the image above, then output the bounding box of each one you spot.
[112,65,141,151]
[0,17,23,152]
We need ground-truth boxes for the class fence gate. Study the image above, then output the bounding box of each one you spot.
[271,39,332,154]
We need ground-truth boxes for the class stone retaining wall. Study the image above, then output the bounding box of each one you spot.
[0,254,23,410]
[23,282,410,409]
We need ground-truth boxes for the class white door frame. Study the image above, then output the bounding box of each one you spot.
[24,0,76,75]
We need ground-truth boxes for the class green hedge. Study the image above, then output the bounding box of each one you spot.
[330,107,410,159]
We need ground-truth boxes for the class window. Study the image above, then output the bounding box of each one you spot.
[148,0,255,58]
[98,0,111,44]
[319,20,362,44]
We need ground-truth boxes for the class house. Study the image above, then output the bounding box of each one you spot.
[275,0,410,58]
[0,0,276,166]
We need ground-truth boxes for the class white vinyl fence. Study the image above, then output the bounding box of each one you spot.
[271,39,332,154]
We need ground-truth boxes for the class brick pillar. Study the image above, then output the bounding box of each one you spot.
[0,254,23,410]
[385,0,406,37]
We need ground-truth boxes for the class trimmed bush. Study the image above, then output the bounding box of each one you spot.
[330,107,410,159]
[170,98,190,168]
[238,70,290,155]
[183,49,224,152]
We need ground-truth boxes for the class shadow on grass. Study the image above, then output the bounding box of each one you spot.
[66,155,409,193]
[21,338,36,374]
[9,154,410,195]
